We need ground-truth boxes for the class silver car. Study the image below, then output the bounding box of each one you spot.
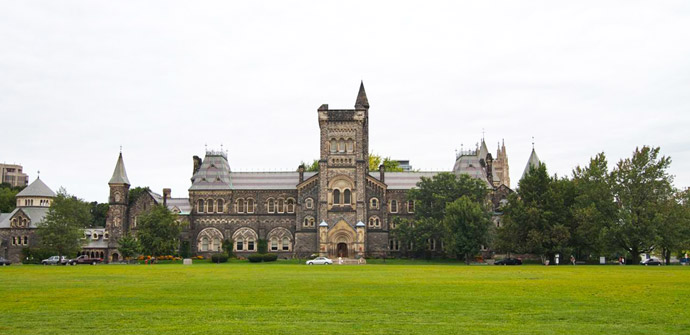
[41,256,67,265]
[306,257,333,265]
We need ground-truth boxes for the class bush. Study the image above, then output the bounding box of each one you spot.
[258,239,268,254]
[263,253,278,262]
[247,254,264,263]
[21,247,53,264]
[211,254,228,263]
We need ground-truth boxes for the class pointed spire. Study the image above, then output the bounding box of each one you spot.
[479,138,489,159]
[109,152,130,185]
[355,81,369,109]
[521,146,541,181]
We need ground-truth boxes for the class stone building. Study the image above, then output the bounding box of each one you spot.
[103,83,519,261]
[1,163,29,188]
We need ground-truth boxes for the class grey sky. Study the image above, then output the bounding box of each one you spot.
[1,1,689,202]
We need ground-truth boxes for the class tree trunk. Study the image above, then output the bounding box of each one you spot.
[631,248,640,265]
[465,253,470,265]
[664,248,671,265]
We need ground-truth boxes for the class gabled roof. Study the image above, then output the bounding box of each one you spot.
[17,177,56,198]
[521,148,541,180]
[109,153,130,185]
[0,207,50,228]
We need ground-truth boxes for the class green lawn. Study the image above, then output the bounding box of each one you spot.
[0,262,688,334]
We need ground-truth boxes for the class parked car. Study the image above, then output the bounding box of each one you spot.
[306,257,333,265]
[41,256,67,265]
[640,258,662,266]
[494,258,522,265]
[0,257,11,266]
[67,255,103,265]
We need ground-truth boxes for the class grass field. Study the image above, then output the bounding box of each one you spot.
[0,262,688,334]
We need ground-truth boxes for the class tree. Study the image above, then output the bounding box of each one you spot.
[117,234,141,261]
[570,153,618,258]
[222,238,235,258]
[299,160,320,172]
[0,183,24,213]
[443,196,491,264]
[611,146,673,264]
[654,189,690,264]
[128,186,150,206]
[136,205,183,256]
[37,189,92,259]
[88,202,109,228]
[369,153,404,172]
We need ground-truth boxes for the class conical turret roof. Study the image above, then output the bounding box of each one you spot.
[478,139,489,161]
[109,152,130,185]
[17,177,56,198]
[521,148,541,180]
[355,81,369,109]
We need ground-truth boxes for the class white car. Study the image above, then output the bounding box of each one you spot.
[306,257,333,265]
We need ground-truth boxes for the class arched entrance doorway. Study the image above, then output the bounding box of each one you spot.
[112,253,119,262]
[337,243,348,258]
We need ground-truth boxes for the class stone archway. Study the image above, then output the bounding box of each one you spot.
[337,243,348,258]
[326,220,355,258]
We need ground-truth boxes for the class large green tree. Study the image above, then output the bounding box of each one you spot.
[88,202,109,228]
[0,183,24,213]
[443,196,491,264]
[136,204,183,256]
[37,189,92,259]
[654,189,690,264]
[611,146,673,264]
[117,234,141,262]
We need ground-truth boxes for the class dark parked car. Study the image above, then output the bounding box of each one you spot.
[0,257,11,266]
[67,255,103,265]
[640,258,662,266]
[494,258,522,265]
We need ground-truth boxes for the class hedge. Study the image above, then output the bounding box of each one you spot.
[211,254,229,263]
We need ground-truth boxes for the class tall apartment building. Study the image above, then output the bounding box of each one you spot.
[0,164,29,188]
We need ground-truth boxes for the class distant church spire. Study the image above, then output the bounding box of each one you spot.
[355,81,369,109]
[109,152,130,185]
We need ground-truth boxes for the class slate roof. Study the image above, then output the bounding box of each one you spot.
[355,81,369,109]
[189,153,232,190]
[453,154,492,186]
[369,171,442,189]
[82,228,108,248]
[146,190,191,215]
[17,178,56,198]
[0,207,50,228]
[521,148,541,180]
[231,172,318,190]
[109,153,130,185]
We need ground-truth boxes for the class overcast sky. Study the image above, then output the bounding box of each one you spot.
[1,1,689,203]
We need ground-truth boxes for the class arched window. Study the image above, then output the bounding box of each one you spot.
[343,190,351,205]
[407,200,415,213]
[346,139,354,152]
[212,237,221,252]
[390,200,398,213]
[368,216,381,228]
[303,216,315,227]
[270,238,278,251]
[233,227,258,252]
[286,198,295,213]
[370,198,379,209]
[207,199,214,213]
[201,237,209,251]
[247,238,255,251]
[338,139,345,152]
[236,198,245,213]
[217,199,224,213]
[427,238,436,251]
[197,199,205,213]
[267,198,275,213]
[333,190,341,205]
[282,237,290,251]
[236,237,244,251]
[267,227,292,252]
[247,198,255,213]
[277,198,284,213]
[330,139,337,153]
[305,198,314,209]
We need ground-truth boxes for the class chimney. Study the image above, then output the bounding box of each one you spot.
[163,188,171,207]
[193,156,202,175]
[379,164,385,183]
[298,165,305,183]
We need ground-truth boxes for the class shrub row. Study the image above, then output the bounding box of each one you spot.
[248,253,278,263]
[211,254,229,263]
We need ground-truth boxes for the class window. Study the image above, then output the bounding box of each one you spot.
[389,239,400,251]
[407,200,415,213]
[267,198,275,213]
[217,199,224,213]
[271,238,278,251]
[303,216,315,227]
[370,198,379,209]
[201,237,209,252]
[333,190,341,205]
[330,139,337,153]
[427,238,436,251]
[247,198,255,213]
[368,216,381,228]
[391,220,398,229]
[282,237,289,251]
[286,198,295,213]
[213,237,221,252]
[207,199,214,213]
[344,190,351,205]
[277,198,284,213]
[236,199,245,213]
[23,236,28,245]
[390,200,398,213]
[236,238,244,251]
[247,239,255,251]
[346,139,354,152]
[305,198,314,209]
[197,199,205,213]
[338,139,345,152]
